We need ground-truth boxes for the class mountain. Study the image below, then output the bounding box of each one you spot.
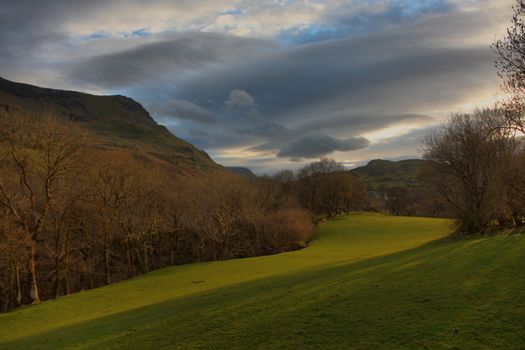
[226,167,257,178]
[349,159,426,190]
[0,77,220,173]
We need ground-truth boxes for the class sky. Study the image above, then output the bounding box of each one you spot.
[0,0,514,173]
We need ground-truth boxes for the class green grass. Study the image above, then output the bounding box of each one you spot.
[1,213,524,349]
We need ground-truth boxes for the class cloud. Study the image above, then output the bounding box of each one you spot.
[279,0,455,44]
[149,99,215,124]
[238,122,289,138]
[225,89,256,108]
[68,32,273,88]
[277,135,370,159]
[0,0,515,172]
[161,25,499,162]
[295,114,433,137]
[175,33,499,123]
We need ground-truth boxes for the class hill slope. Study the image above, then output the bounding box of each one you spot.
[226,166,257,178]
[1,214,524,349]
[0,77,219,173]
[350,159,426,190]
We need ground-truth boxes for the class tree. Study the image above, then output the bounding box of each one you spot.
[84,152,138,284]
[385,186,410,216]
[296,157,344,179]
[503,149,525,226]
[422,110,516,233]
[295,158,345,213]
[178,173,255,260]
[260,209,313,253]
[0,110,86,303]
[0,110,316,312]
[493,0,525,134]
[0,215,29,310]
[294,159,368,215]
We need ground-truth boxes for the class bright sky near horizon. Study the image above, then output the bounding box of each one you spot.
[0,0,514,173]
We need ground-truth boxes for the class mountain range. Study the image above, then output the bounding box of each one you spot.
[0,77,426,182]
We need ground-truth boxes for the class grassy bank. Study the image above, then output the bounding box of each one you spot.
[1,213,523,349]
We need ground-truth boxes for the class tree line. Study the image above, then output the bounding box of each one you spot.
[366,185,451,219]
[0,112,368,312]
[420,0,525,234]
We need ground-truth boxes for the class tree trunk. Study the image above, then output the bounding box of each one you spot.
[143,243,149,272]
[54,241,61,298]
[104,232,111,285]
[125,236,134,277]
[64,235,70,295]
[29,244,40,304]
[15,263,22,306]
[87,229,95,290]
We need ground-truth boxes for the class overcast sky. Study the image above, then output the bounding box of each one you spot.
[0,0,514,173]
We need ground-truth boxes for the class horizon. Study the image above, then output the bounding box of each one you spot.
[0,0,512,172]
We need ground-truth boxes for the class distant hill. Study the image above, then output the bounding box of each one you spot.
[349,159,426,190]
[0,77,220,174]
[226,167,257,178]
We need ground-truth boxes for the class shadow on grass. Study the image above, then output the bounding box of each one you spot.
[2,234,525,349]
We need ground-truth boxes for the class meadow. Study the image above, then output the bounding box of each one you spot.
[1,213,524,349]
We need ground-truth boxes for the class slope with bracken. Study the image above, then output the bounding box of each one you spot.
[0,77,220,174]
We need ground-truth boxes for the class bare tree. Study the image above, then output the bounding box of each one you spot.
[0,215,29,309]
[0,111,86,303]
[294,159,368,215]
[384,186,410,216]
[493,0,525,134]
[296,157,345,179]
[422,110,517,233]
[502,146,525,226]
[0,110,315,312]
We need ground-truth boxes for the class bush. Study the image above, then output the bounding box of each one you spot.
[261,209,314,253]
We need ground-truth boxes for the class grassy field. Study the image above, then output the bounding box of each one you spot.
[1,213,524,349]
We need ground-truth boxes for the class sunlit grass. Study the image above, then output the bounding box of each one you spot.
[1,213,524,349]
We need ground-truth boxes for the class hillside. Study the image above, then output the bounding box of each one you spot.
[0,77,220,173]
[350,159,426,190]
[226,166,257,178]
[1,214,524,349]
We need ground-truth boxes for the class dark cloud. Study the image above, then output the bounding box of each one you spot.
[0,0,512,171]
[149,99,216,124]
[0,1,107,79]
[277,135,370,159]
[157,34,495,160]
[68,32,273,88]
[145,4,504,167]
[237,122,290,138]
[189,129,210,137]
[174,37,496,123]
